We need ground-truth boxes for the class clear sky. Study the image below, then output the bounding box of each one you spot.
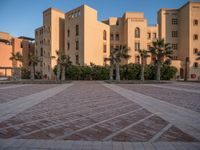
[0,0,195,38]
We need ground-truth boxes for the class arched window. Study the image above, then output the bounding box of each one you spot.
[135,27,140,38]
[76,25,79,36]
[103,30,107,40]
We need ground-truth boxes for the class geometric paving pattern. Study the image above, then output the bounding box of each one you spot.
[0,81,200,149]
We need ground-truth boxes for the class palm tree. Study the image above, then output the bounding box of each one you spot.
[112,45,131,82]
[149,39,173,81]
[28,53,41,80]
[56,50,72,81]
[104,49,115,81]
[138,49,150,81]
[9,52,23,80]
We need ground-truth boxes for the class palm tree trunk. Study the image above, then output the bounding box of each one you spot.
[57,64,60,81]
[109,64,113,81]
[156,63,161,81]
[33,65,36,80]
[116,63,120,82]
[141,63,144,81]
[31,64,34,80]
[61,65,65,81]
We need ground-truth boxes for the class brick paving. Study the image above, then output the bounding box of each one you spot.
[0,81,200,149]
[0,84,57,104]
[119,83,200,112]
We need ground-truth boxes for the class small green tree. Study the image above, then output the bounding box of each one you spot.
[28,53,41,80]
[138,49,150,81]
[9,52,23,80]
[149,39,173,81]
[112,45,131,82]
[56,50,72,81]
[104,49,115,81]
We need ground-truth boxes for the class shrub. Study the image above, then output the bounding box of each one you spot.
[161,65,177,80]
[21,67,30,79]
[53,63,177,80]
[121,64,141,80]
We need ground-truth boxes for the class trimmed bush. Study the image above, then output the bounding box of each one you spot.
[53,63,177,80]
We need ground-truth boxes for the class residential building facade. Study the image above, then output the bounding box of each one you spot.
[65,5,110,66]
[35,5,110,79]
[35,8,65,79]
[0,32,34,77]
[158,1,200,80]
[35,2,200,80]
[103,13,158,64]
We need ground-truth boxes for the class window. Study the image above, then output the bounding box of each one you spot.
[67,42,70,50]
[75,55,79,64]
[75,41,79,50]
[135,27,140,38]
[193,48,198,54]
[147,33,151,39]
[172,31,178,37]
[20,43,23,48]
[172,44,178,50]
[103,44,107,53]
[72,13,74,18]
[136,56,140,64]
[172,19,178,25]
[67,29,70,37]
[116,20,119,26]
[76,25,79,36]
[193,19,198,25]
[110,34,114,40]
[115,34,119,41]
[77,10,81,16]
[74,12,78,17]
[194,62,198,68]
[103,30,107,40]
[135,42,140,51]
[194,34,198,40]
[40,48,43,56]
[153,33,157,38]
[48,65,50,71]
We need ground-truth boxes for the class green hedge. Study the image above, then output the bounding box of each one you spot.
[53,64,177,80]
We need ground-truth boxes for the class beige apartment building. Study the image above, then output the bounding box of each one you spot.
[103,13,158,64]
[35,5,110,79]
[158,1,200,80]
[0,32,34,77]
[35,1,200,80]
[35,8,65,79]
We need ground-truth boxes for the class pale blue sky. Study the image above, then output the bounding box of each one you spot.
[0,0,195,38]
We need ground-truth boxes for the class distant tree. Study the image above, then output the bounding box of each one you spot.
[56,50,72,81]
[138,49,150,81]
[28,53,41,80]
[112,45,131,82]
[104,48,115,81]
[9,52,23,80]
[149,39,173,81]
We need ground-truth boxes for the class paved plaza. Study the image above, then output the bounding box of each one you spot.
[0,81,199,149]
